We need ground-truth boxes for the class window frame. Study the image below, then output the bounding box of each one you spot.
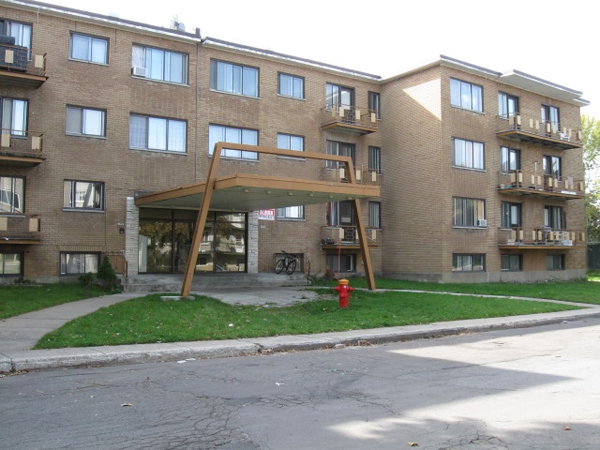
[326,140,355,169]
[453,197,486,228]
[326,253,356,273]
[69,32,108,65]
[278,72,304,99]
[541,104,560,131]
[208,124,258,160]
[325,83,355,109]
[0,175,24,214]
[63,180,104,211]
[500,146,521,173]
[60,252,101,275]
[546,254,565,271]
[0,97,28,136]
[368,91,381,119]
[0,251,23,276]
[544,205,565,229]
[276,205,304,220]
[131,44,188,85]
[452,254,485,272]
[369,201,381,229]
[501,254,522,271]
[453,137,485,170]
[501,202,522,229]
[277,133,304,155]
[209,59,259,98]
[129,114,187,153]
[368,146,382,174]
[543,154,562,178]
[450,78,483,112]
[498,92,519,119]
[66,105,106,137]
[0,19,32,50]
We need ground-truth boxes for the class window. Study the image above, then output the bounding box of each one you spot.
[63,180,104,210]
[326,141,355,169]
[501,146,520,173]
[70,33,108,64]
[131,45,188,84]
[129,114,187,153]
[369,91,381,119]
[277,133,304,154]
[541,104,560,132]
[453,254,485,272]
[543,155,561,178]
[278,73,304,99]
[453,197,486,227]
[544,206,564,229]
[1,97,27,136]
[276,206,304,219]
[450,78,483,112]
[546,254,565,271]
[501,254,522,271]
[208,124,258,160]
[326,83,354,109]
[369,202,381,228]
[368,146,381,174]
[66,106,106,137]
[498,92,519,119]
[0,19,32,49]
[453,138,484,170]
[0,252,22,275]
[501,202,522,228]
[60,252,100,275]
[0,175,24,213]
[210,60,258,97]
[326,253,356,273]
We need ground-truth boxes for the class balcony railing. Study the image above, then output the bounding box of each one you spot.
[322,165,382,186]
[320,225,380,247]
[0,129,44,166]
[497,227,585,249]
[0,214,41,245]
[321,105,379,135]
[496,114,582,150]
[498,170,584,199]
[0,41,47,88]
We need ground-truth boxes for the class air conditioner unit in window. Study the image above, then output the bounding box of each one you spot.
[477,219,488,227]
[132,66,147,77]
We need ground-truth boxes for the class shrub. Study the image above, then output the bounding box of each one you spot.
[96,255,122,292]
[77,272,94,287]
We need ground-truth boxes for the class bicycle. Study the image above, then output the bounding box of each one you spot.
[275,250,299,275]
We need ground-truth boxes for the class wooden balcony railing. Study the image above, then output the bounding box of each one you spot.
[497,227,585,249]
[496,114,582,150]
[498,170,584,199]
[321,105,379,135]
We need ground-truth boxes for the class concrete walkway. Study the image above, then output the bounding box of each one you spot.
[1,287,600,374]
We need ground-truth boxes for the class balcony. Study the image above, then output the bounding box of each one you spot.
[0,214,41,245]
[323,165,383,187]
[321,105,378,135]
[498,170,584,200]
[0,39,47,88]
[0,130,44,166]
[497,227,585,250]
[320,225,380,249]
[496,114,581,150]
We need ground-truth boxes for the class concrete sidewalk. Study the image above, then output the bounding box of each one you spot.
[2,287,600,374]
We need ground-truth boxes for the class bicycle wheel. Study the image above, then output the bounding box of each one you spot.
[275,258,286,274]
[286,259,297,275]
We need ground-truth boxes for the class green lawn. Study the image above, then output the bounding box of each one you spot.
[0,283,106,320]
[34,288,581,349]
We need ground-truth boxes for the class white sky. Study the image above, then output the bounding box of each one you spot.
[38,0,598,118]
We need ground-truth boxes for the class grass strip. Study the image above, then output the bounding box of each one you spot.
[0,283,106,320]
[34,290,580,349]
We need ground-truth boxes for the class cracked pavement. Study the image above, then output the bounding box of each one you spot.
[2,317,599,449]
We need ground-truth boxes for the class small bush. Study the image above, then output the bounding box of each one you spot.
[96,255,122,293]
[77,272,95,287]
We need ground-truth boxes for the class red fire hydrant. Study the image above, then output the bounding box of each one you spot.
[334,278,354,308]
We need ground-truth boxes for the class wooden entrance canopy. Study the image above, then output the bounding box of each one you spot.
[134,143,380,296]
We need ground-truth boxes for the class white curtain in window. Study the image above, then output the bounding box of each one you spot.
[83,109,103,136]
[148,117,167,150]
[129,115,147,148]
[91,38,107,64]
[168,120,186,152]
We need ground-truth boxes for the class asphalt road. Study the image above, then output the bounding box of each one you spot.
[2,317,599,450]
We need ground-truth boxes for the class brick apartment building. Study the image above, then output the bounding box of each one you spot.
[0,0,589,290]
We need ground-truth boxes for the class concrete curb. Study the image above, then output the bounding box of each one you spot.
[2,308,599,374]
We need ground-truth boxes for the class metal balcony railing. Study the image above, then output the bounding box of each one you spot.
[0,42,47,88]
[497,227,585,248]
[498,170,584,199]
[0,214,41,244]
[0,129,44,160]
[321,105,379,135]
[320,225,380,246]
[496,114,582,150]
